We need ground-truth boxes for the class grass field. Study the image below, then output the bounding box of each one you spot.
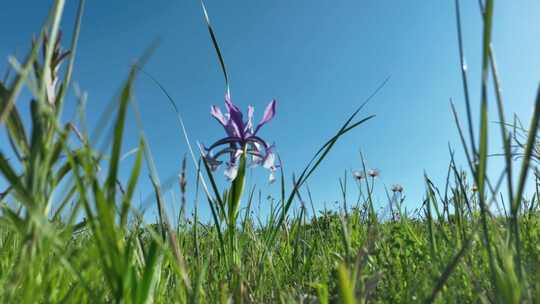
[1,0,540,303]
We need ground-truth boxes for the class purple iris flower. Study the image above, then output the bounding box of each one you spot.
[204,93,278,182]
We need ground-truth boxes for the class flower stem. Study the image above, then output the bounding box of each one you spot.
[227,148,247,268]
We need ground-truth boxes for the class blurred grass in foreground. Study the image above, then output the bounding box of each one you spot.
[0,0,540,303]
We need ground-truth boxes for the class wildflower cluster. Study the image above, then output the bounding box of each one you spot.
[352,168,380,181]
[352,169,404,193]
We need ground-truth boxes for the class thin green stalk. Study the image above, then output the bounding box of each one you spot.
[510,85,540,275]
[477,0,498,288]
[454,0,478,158]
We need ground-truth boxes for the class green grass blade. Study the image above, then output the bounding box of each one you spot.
[200,0,230,94]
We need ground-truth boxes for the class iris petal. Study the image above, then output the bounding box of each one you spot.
[206,136,242,151]
[225,95,245,138]
[245,136,269,149]
[210,105,228,127]
[268,171,276,184]
[224,162,239,181]
[245,105,254,135]
[203,155,222,171]
[263,151,276,170]
[254,99,276,135]
[212,147,238,159]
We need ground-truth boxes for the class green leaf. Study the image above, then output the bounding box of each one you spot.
[0,152,32,205]
[337,263,356,304]
[0,82,29,160]
[135,240,162,304]
[120,140,144,228]
[106,69,135,201]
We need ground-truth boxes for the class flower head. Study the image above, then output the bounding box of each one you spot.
[352,170,365,181]
[204,94,278,182]
[391,184,403,193]
[367,169,379,178]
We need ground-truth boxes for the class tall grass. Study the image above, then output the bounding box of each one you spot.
[0,0,539,303]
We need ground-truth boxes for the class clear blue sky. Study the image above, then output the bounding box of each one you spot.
[1,1,539,222]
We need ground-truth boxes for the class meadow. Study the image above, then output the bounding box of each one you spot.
[1,0,540,303]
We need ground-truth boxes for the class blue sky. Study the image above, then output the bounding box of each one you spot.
[1,1,539,222]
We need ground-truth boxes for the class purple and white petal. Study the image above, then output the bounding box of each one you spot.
[254,99,276,135]
[245,105,254,135]
[248,141,264,165]
[367,169,380,178]
[204,155,222,171]
[224,120,240,138]
[211,147,237,159]
[210,105,228,127]
[262,150,276,171]
[245,136,269,150]
[224,95,245,138]
[234,148,243,160]
[268,170,276,184]
[252,141,262,152]
[224,162,239,181]
[352,170,365,180]
[252,154,263,166]
[206,136,242,152]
